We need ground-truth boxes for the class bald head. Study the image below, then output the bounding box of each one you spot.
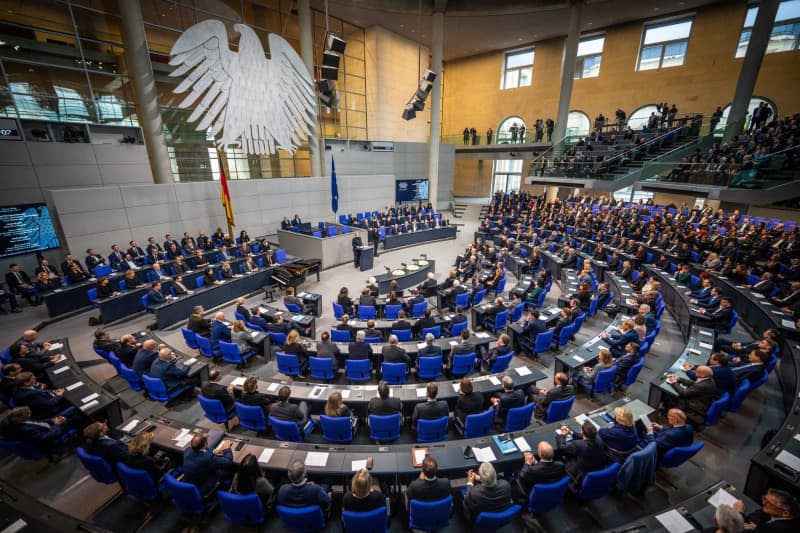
[696,365,713,379]
[158,347,173,360]
[142,339,157,351]
[214,312,225,321]
[22,330,37,341]
[537,441,554,460]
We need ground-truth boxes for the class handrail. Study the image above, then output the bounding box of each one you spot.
[598,124,687,167]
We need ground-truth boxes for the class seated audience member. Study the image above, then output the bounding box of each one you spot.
[315,331,341,368]
[240,376,271,414]
[666,365,716,426]
[282,329,309,366]
[732,349,771,385]
[95,276,118,299]
[598,406,638,463]
[201,369,236,414]
[633,315,647,342]
[12,371,72,420]
[600,319,639,358]
[746,272,776,295]
[363,319,381,340]
[231,319,265,357]
[646,408,694,462]
[481,333,512,370]
[418,333,443,361]
[231,453,275,508]
[171,274,193,296]
[683,352,736,398]
[83,421,129,465]
[612,342,641,391]
[34,272,60,294]
[358,287,377,308]
[513,441,566,501]
[337,287,354,316]
[124,431,165,484]
[696,296,734,330]
[35,259,60,281]
[187,305,211,338]
[529,372,575,420]
[391,311,412,332]
[277,461,331,514]
[121,253,139,272]
[381,335,410,366]
[455,377,486,424]
[132,339,159,378]
[733,488,800,532]
[202,267,219,286]
[145,281,172,308]
[1,406,69,453]
[266,315,292,335]
[403,288,425,315]
[348,330,373,365]
[575,347,613,385]
[123,270,145,290]
[405,455,451,508]
[270,385,309,429]
[148,347,190,391]
[192,250,209,269]
[368,380,402,417]
[284,286,308,313]
[462,462,514,522]
[520,310,547,342]
[85,249,106,272]
[172,255,188,274]
[555,420,608,484]
[149,262,170,281]
[342,467,385,513]
[65,261,90,284]
[183,433,235,496]
[0,363,21,398]
[490,375,525,419]
[411,382,449,427]
[324,391,353,420]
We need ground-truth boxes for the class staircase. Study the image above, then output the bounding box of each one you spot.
[452,203,468,219]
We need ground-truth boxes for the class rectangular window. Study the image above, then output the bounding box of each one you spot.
[638,18,693,70]
[574,35,605,78]
[501,48,534,89]
[736,1,800,58]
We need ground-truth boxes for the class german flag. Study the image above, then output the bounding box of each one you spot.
[220,162,235,227]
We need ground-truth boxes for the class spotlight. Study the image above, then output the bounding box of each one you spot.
[401,69,437,120]
[326,33,347,54]
[402,104,416,121]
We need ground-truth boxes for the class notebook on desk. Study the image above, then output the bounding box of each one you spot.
[411,447,429,467]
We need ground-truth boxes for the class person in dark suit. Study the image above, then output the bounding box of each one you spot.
[555,420,608,484]
[447,306,469,334]
[201,369,236,414]
[316,331,342,369]
[348,330,374,365]
[645,408,694,462]
[148,348,190,391]
[269,385,309,429]
[132,340,159,378]
[514,441,566,501]
[601,319,639,358]
[209,312,231,350]
[145,281,171,309]
[284,286,308,313]
[5,264,39,305]
[60,253,85,278]
[240,376,272,415]
[412,382,449,427]
[127,241,146,263]
[734,488,800,532]
[12,372,72,420]
[358,287,376,308]
[172,256,189,275]
[362,319,381,340]
[368,380,402,417]
[696,297,734,330]
[417,333,443,359]
[381,335,410,376]
[667,365,717,427]
[612,342,641,390]
[163,234,179,252]
[352,233,363,268]
[684,352,735,397]
[490,375,525,419]
[481,333,512,370]
[463,462,514,522]
[0,406,69,453]
[455,377,485,424]
[108,245,125,272]
[85,248,106,272]
[732,349,771,386]
[413,308,437,339]
[391,312,412,332]
[521,310,547,343]
[403,288,425,315]
[337,287,355,316]
[83,421,129,465]
[187,306,211,338]
[747,272,776,296]
[529,372,575,420]
[405,455,452,509]
[598,406,639,464]
[183,433,235,497]
[277,461,331,514]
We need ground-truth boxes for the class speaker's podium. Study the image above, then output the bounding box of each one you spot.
[357,245,373,271]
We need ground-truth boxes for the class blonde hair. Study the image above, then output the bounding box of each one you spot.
[615,407,634,427]
[621,319,634,331]
[351,468,373,498]
[232,320,247,332]
[598,348,613,366]
[324,391,343,416]
[243,376,258,394]
[286,329,300,345]
[129,432,154,456]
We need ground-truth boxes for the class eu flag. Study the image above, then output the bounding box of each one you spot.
[331,155,339,214]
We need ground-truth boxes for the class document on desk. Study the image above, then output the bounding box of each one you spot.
[781,319,797,329]
[699,342,713,350]
[53,366,70,375]
[708,487,737,508]
[776,450,800,472]
[515,366,532,376]
[258,448,275,464]
[175,433,193,448]
[453,382,461,393]
[81,392,99,403]
[267,382,280,392]
[655,509,694,533]
[573,355,585,363]
[700,330,713,337]
[417,342,427,350]
[416,388,427,398]
[173,428,191,441]
[50,342,64,351]
[352,459,367,471]
[184,358,197,365]
[513,437,531,453]
[232,377,246,386]
[66,381,83,391]
[475,332,490,338]
[305,451,329,467]
[489,376,501,386]
[575,413,599,429]
[80,400,99,412]
[472,446,497,463]
[340,389,350,399]
[310,386,325,398]
[121,419,140,433]
[51,354,67,363]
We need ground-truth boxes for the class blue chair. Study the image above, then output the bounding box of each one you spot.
[622,358,645,389]
[461,409,494,438]
[717,310,738,335]
[489,352,513,373]
[320,415,355,444]
[77,447,117,484]
[450,321,468,337]
[748,370,769,391]
[450,352,476,377]
[381,362,407,384]
[418,355,443,380]
[408,495,453,531]
[421,325,441,340]
[493,276,507,296]
[358,305,377,320]
[312,230,322,238]
[332,302,345,319]
[526,330,553,359]
[412,301,428,318]
[195,335,220,359]
[276,504,325,532]
[165,473,210,516]
[573,462,620,501]
[107,353,123,373]
[472,289,487,306]
[505,402,535,432]
[116,463,159,502]
[0,438,45,460]
[199,394,235,430]
[309,357,335,381]
[140,294,150,312]
[346,359,372,382]
[454,292,470,310]
[276,352,305,377]
[587,297,598,317]
[275,249,287,263]
[327,226,337,237]
[728,379,751,413]
[195,277,205,289]
[369,413,401,443]
[510,303,524,323]
[270,416,315,442]
[87,287,99,308]
[484,310,509,334]
[117,361,144,392]
[142,375,190,403]
[528,476,570,513]
[530,290,547,309]
[704,392,729,427]
[343,506,387,533]
[218,491,264,526]
[575,366,616,398]
[384,304,402,319]
[417,415,448,443]
[331,329,351,343]
[180,327,199,350]
[392,329,412,342]
[219,340,255,368]
[235,402,268,433]
[93,265,112,277]
[285,302,303,314]
[554,324,574,350]
[365,336,383,344]
[660,440,704,468]
[572,313,586,335]
[473,504,521,531]
[545,396,575,423]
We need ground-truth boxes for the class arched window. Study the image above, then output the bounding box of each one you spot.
[567,111,591,138]
[496,116,526,144]
[627,104,660,130]
[719,97,777,133]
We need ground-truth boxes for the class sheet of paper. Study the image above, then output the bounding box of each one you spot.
[2,518,28,533]
[776,450,800,471]
[708,487,737,508]
[81,392,99,403]
[689,348,701,355]
[573,355,585,363]
[782,319,797,329]
[416,388,427,398]
[352,459,368,471]
[655,509,694,533]
[515,366,532,376]
[51,354,67,363]
[232,377,246,386]
[267,382,280,392]
[49,343,63,350]
[65,381,83,391]
[340,389,350,399]
[575,413,599,429]
[175,433,193,448]
[258,448,275,463]
[514,437,531,453]
[449,340,458,346]
[365,385,378,391]
[305,451,329,467]
[472,446,497,463]
[753,293,765,299]
[173,428,190,441]
[417,342,427,350]
[121,419,140,432]
[185,358,197,365]
[80,400,99,412]
[700,330,713,337]
[489,376,501,386]
[475,332,490,338]
[413,448,427,464]
[453,382,461,393]
[53,366,70,375]
[699,342,713,350]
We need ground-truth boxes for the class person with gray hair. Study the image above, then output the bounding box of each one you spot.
[490,374,525,419]
[418,331,444,359]
[381,334,410,365]
[348,328,374,368]
[463,462,513,522]
[735,487,800,531]
[276,460,331,515]
[714,504,744,533]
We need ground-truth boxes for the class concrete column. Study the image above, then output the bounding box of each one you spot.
[117,0,173,184]
[427,9,444,210]
[298,0,323,177]
[723,0,779,143]
[551,1,583,144]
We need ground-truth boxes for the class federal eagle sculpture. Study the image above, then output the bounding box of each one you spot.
[169,20,316,155]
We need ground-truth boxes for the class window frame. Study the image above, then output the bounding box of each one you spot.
[735,1,800,58]
[574,34,605,79]
[636,16,694,71]
[500,47,535,90]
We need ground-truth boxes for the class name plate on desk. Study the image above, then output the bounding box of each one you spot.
[53,366,70,375]
[81,392,99,403]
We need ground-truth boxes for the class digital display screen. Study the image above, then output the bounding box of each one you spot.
[396,179,429,202]
[0,203,61,258]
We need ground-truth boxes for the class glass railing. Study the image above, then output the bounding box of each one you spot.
[0,89,140,127]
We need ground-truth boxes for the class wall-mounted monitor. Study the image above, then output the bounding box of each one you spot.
[396,178,429,203]
[0,203,61,259]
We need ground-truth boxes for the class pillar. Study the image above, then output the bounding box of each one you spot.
[723,0,779,143]
[117,0,173,184]
[298,0,323,177]
[551,1,583,144]
[427,8,444,210]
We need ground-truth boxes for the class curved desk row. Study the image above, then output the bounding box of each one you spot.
[382,226,457,250]
[375,259,436,294]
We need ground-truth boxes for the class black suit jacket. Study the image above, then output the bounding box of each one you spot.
[555,434,608,482]
[187,315,211,338]
[456,391,486,422]
[406,477,452,504]
[85,437,130,466]
[670,377,716,423]
[269,400,306,426]
[531,384,574,420]
[368,396,402,416]
[5,271,31,291]
[412,400,449,425]
[516,460,566,496]
[201,382,235,412]
[348,341,373,360]
[382,345,410,365]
